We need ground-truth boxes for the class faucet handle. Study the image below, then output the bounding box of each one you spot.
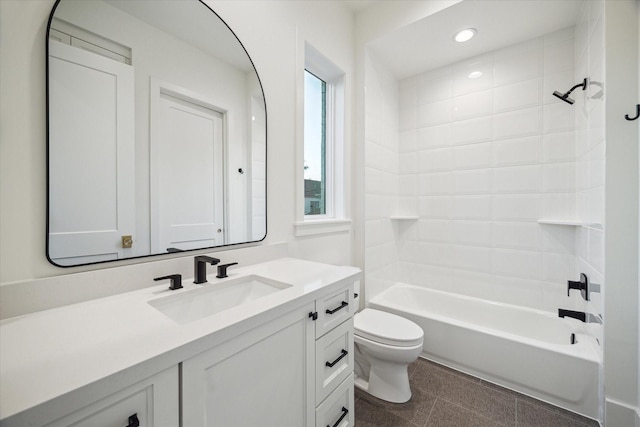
[216,262,238,279]
[154,274,182,290]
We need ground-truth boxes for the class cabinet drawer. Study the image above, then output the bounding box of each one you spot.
[315,286,355,338]
[315,374,354,427]
[44,366,178,427]
[316,317,354,404]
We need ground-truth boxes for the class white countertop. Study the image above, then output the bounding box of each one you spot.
[0,257,361,421]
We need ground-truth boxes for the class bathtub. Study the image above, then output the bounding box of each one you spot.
[368,283,601,420]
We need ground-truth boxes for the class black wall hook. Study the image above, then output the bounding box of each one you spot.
[625,104,640,121]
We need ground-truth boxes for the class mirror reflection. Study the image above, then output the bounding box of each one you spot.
[47,0,266,267]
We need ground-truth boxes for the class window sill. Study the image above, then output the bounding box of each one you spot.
[294,219,352,237]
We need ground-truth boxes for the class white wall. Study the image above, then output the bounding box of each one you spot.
[602,0,640,425]
[0,0,355,315]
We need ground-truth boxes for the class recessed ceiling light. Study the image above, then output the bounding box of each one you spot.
[454,28,477,43]
[468,71,483,79]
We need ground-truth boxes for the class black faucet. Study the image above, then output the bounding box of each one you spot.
[154,274,182,290]
[558,309,602,324]
[216,262,238,278]
[194,256,220,284]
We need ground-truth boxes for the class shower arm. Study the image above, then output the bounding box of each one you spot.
[563,78,589,97]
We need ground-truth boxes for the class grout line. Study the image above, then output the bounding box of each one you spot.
[423,397,437,427]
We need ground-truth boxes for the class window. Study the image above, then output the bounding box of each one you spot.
[295,42,350,236]
[304,70,327,216]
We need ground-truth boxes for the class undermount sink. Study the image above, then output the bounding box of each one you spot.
[149,275,292,324]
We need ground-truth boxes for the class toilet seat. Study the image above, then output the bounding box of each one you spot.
[354,308,423,347]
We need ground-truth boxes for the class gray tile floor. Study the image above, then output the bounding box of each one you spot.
[354,358,600,427]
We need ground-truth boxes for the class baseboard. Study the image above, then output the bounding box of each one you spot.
[605,398,639,426]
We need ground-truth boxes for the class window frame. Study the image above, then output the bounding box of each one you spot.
[295,42,350,236]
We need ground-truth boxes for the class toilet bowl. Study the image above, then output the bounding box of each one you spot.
[353,308,424,403]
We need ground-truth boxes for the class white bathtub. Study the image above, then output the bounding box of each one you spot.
[368,283,601,420]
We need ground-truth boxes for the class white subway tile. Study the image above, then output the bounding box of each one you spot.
[399,152,418,174]
[419,196,451,219]
[588,228,604,274]
[399,129,417,153]
[543,132,575,163]
[418,172,451,195]
[418,123,452,149]
[541,193,576,219]
[453,142,493,170]
[418,219,451,243]
[494,49,543,87]
[418,147,452,172]
[542,225,576,255]
[492,194,541,221]
[451,220,492,247]
[453,245,492,273]
[494,135,542,167]
[398,174,418,196]
[493,165,542,194]
[452,169,492,194]
[543,102,575,133]
[451,116,493,146]
[418,74,452,105]
[494,107,542,140]
[451,196,492,220]
[366,194,394,220]
[492,249,542,280]
[543,253,576,282]
[493,79,542,113]
[493,222,542,251]
[452,54,494,97]
[544,27,575,46]
[418,99,452,127]
[588,142,605,189]
[453,90,493,121]
[543,38,575,75]
[543,163,576,193]
[493,37,543,61]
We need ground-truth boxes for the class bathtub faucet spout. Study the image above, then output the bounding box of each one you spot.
[558,309,602,324]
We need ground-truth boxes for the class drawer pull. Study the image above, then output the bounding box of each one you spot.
[325,349,348,367]
[327,407,348,427]
[126,413,140,427]
[325,301,348,315]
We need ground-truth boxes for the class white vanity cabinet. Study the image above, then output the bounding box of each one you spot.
[181,281,357,427]
[2,366,180,427]
[181,301,316,427]
[311,284,356,427]
[0,259,362,427]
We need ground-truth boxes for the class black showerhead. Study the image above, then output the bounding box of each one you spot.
[552,78,588,106]
[553,91,575,105]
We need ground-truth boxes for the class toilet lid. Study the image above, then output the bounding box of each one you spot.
[354,308,423,347]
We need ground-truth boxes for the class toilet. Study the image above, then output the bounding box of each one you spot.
[353,308,424,403]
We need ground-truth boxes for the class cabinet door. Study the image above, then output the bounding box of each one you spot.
[182,302,315,427]
[44,366,178,427]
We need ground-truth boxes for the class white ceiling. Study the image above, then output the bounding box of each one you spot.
[367,0,583,80]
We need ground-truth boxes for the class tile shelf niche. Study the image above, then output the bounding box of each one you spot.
[537,219,603,230]
[390,215,419,220]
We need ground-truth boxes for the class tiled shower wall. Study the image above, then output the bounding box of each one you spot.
[365,28,588,313]
[396,28,579,312]
[364,51,401,300]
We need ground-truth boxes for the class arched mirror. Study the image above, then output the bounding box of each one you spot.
[46,0,267,267]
